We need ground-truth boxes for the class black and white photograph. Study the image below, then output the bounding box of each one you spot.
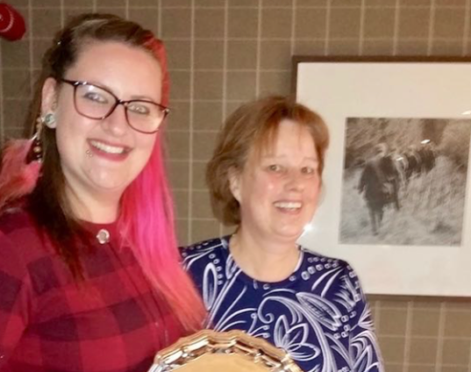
[296,58,471,297]
[340,117,471,246]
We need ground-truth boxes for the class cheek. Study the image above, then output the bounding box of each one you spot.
[54,122,78,156]
[55,124,88,165]
[54,105,88,142]
[265,180,278,193]
[307,178,321,200]
[136,135,157,164]
[251,174,278,197]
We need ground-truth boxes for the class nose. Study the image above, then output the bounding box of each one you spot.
[284,170,305,192]
[101,103,128,137]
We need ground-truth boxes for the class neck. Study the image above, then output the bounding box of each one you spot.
[65,184,120,223]
[230,227,300,282]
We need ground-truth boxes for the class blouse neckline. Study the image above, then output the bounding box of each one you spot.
[220,235,305,290]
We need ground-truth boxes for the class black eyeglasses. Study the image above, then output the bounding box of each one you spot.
[61,79,169,134]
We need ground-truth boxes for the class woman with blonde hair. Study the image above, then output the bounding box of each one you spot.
[183,96,384,372]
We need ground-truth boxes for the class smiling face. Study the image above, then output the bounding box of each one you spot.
[41,41,163,208]
[229,119,321,244]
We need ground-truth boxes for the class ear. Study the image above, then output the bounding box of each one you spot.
[41,77,58,115]
[228,167,242,203]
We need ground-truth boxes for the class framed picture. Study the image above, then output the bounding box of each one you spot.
[293,56,471,297]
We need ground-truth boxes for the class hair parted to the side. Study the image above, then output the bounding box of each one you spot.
[206,95,330,226]
[0,13,204,332]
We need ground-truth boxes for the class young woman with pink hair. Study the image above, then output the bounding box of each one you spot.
[0,13,204,371]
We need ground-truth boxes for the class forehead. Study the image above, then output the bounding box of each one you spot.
[251,119,317,159]
[67,41,162,99]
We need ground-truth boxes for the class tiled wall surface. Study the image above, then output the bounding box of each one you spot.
[1,1,471,371]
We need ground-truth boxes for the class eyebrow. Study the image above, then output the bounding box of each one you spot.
[261,155,319,162]
[129,94,159,102]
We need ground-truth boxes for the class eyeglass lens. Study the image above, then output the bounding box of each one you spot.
[74,83,166,133]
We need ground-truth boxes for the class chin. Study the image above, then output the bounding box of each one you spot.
[274,229,304,242]
[92,181,128,194]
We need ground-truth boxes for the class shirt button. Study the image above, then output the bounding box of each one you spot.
[96,229,110,244]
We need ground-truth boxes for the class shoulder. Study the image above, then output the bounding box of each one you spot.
[0,207,34,233]
[300,247,350,272]
[0,207,50,266]
[181,236,228,255]
[181,236,229,271]
[0,208,39,289]
[360,160,375,173]
[0,207,40,245]
[299,247,364,298]
[310,248,361,278]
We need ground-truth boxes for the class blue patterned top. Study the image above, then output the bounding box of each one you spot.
[182,236,384,372]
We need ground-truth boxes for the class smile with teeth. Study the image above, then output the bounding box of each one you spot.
[89,140,128,155]
[273,201,302,211]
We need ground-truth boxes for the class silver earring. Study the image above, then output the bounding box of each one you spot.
[43,112,56,128]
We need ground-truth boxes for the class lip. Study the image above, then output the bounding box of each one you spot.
[273,200,303,214]
[87,139,132,162]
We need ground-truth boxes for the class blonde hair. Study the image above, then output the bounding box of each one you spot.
[207,96,329,226]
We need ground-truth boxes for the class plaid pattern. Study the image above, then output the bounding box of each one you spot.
[0,209,183,372]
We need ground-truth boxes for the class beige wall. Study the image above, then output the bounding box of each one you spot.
[1,1,470,371]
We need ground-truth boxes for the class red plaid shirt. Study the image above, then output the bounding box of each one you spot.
[0,209,184,372]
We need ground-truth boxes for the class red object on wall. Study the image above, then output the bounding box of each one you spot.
[0,3,26,41]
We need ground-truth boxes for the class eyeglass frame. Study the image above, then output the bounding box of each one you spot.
[60,78,170,134]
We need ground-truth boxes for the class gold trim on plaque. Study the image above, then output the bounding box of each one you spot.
[148,329,302,372]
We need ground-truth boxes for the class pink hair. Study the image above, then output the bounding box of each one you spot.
[119,38,205,332]
[0,140,41,210]
[0,37,205,332]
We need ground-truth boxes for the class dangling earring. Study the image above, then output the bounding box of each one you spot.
[29,112,55,162]
[29,116,44,162]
